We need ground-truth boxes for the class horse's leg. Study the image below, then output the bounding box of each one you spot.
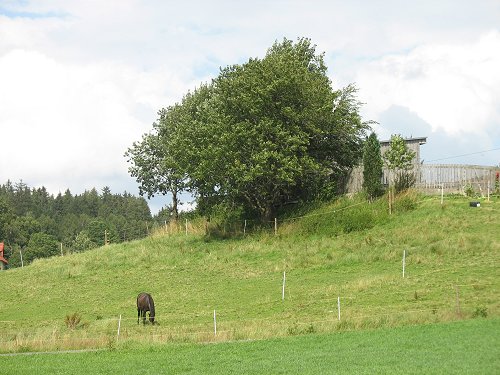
[142,311,146,325]
[137,308,140,324]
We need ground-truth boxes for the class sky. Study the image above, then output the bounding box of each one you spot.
[1,0,499,214]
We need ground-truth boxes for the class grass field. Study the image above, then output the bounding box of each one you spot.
[1,318,499,374]
[0,193,498,354]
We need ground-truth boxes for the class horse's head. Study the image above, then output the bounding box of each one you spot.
[149,315,155,324]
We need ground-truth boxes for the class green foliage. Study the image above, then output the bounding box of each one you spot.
[383,134,417,193]
[394,171,417,193]
[472,306,488,318]
[362,132,384,199]
[0,181,152,266]
[25,232,59,263]
[125,117,186,220]
[383,134,416,172]
[292,195,386,236]
[128,38,369,222]
[72,231,97,252]
[464,184,476,197]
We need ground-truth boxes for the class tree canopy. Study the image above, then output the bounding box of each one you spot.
[0,180,152,267]
[127,38,370,222]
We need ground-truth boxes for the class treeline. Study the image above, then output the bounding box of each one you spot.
[0,180,152,268]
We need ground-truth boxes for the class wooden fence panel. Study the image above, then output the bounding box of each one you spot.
[346,164,499,196]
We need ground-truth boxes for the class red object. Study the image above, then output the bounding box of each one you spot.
[0,242,7,265]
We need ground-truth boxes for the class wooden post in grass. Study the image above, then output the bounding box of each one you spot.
[441,184,444,205]
[402,250,406,278]
[282,271,286,301]
[20,249,24,267]
[388,187,393,215]
[455,285,461,317]
[213,310,217,336]
[60,242,63,256]
[337,297,341,321]
[117,314,122,342]
[244,220,247,236]
[274,218,278,235]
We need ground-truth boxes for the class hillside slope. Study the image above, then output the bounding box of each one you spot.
[1,194,499,352]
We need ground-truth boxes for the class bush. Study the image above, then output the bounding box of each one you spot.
[464,184,476,197]
[65,313,82,329]
[395,191,419,212]
[472,307,487,318]
[394,171,416,193]
[25,232,59,263]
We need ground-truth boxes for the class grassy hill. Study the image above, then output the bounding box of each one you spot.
[0,193,499,353]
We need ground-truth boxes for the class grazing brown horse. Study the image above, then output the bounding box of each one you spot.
[137,292,156,325]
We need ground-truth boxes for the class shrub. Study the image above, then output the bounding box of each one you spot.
[472,307,487,318]
[395,191,418,212]
[394,171,416,193]
[65,313,82,329]
[464,184,475,197]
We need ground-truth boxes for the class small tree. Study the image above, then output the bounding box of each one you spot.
[362,132,384,199]
[125,107,187,221]
[383,134,416,193]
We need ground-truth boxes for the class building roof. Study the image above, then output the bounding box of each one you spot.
[380,136,427,146]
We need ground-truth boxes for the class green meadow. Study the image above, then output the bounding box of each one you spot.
[0,193,498,361]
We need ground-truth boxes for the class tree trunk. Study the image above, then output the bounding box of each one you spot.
[172,188,179,221]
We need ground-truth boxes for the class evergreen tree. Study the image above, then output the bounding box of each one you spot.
[362,132,384,199]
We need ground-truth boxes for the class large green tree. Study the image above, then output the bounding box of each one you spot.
[129,38,369,222]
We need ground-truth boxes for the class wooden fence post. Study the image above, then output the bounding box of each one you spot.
[337,296,341,321]
[455,285,461,317]
[402,250,406,278]
[213,310,217,337]
[117,314,122,342]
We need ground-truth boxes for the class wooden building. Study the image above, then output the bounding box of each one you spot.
[0,242,8,270]
[346,136,499,196]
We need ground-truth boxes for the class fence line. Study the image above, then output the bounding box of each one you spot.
[150,191,499,239]
[346,164,499,195]
[0,278,493,326]
[0,301,491,347]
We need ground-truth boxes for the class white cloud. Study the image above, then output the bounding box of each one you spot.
[0,48,186,194]
[1,0,499,211]
[357,30,500,136]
